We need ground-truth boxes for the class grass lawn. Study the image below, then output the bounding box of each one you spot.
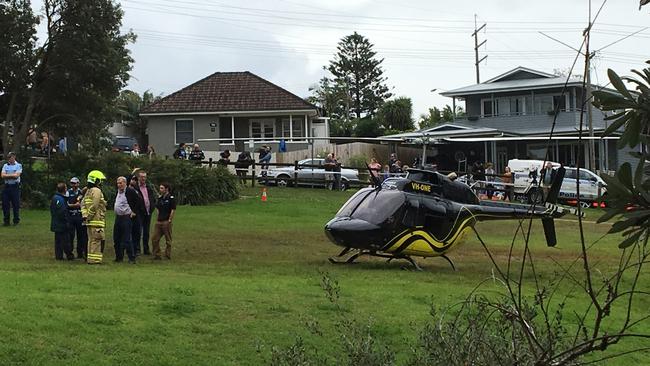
[0,186,648,365]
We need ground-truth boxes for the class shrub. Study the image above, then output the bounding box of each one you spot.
[17,152,239,208]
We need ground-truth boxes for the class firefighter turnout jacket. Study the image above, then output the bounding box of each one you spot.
[81,186,107,264]
[81,187,106,227]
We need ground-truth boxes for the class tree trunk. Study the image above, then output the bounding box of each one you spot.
[2,94,18,156]
[14,87,39,153]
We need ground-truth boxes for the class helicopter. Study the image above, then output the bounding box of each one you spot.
[324,166,579,270]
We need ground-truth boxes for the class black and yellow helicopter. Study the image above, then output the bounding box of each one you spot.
[325,166,577,270]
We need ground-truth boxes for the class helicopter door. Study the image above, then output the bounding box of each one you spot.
[402,198,424,227]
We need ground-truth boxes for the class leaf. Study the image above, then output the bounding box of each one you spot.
[603,112,631,136]
[608,69,634,100]
[604,111,626,121]
[609,217,638,234]
[635,157,645,188]
[632,69,650,85]
[628,117,643,147]
[619,230,643,249]
[617,163,634,191]
[597,209,621,223]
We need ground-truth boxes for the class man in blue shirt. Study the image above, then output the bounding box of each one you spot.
[1,152,22,226]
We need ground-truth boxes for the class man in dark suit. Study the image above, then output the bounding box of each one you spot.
[130,169,156,256]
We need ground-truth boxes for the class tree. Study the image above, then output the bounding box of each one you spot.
[441,105,455,122]
[307,77,349,121]
[418,105,463,129]
[378,97,414,132]
[326,32,392,119]
[0,0,135,155]
[307,77,352,137]
[353,117,381,137]
[418,107,443,129]
[0,0,38,154]
[116,90,158,147]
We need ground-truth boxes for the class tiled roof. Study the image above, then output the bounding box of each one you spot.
[141,71,317,114]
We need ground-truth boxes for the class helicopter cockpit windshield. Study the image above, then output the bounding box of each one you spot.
[336,188,406,226]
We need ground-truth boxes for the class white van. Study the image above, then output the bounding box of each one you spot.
[507,159,607,207]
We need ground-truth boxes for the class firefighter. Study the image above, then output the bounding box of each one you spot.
[81,170,107,264]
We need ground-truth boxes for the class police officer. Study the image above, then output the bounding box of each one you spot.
[67,177,87,259]
[81,170,107,264]
[2,152,22,226]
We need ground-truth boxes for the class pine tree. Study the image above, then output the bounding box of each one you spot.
[326,32,392,119]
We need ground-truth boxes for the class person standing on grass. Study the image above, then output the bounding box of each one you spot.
[67,177,87,259]
[151,182,176,260]
[485,162,495,200]
[51,182,74,261]
[113,177,139,264]
[540,161,558,201]
[82,170,107,264]
[2,152,22,226]
[503,166,514,202]
[132,169,156,256]
[368,158,382,185]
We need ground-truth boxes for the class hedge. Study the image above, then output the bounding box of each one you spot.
[15,152,239,208]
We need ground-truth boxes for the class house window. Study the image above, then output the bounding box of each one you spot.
[509,97,525,115]
[534,95,554,115]
[553,95,567,112]
[496,98,510,116]
[482,100,493,117]
[175,119,193,144]
[250,119,275,140]
[281,117,304,138]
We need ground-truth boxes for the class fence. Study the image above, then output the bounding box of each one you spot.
[196,158,376,189]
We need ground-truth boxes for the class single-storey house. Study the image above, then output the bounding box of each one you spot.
[140,71,326,157]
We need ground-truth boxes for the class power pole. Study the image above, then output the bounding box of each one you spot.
[584,3,596,172]
[472,15,487,84]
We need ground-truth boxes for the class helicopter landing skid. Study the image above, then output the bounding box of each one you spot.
[440,254,456,271]
[328,249,423,271]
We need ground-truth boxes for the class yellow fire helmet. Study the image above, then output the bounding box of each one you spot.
[87,170,107,184]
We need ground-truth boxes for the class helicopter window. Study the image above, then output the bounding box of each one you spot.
[407,171,441,185]
[351,190,406,225]
[336,188,375,218]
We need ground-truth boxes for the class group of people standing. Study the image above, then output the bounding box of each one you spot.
[470,161,515,201]
[48,168,176,264]
[173,143,205,163]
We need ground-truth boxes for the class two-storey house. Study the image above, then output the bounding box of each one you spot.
[394,67,629,173]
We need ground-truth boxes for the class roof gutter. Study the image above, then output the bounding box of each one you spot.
[440,83,619,98]
[140,109,319,117]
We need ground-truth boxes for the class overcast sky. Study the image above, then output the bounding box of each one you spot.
[33,0,650,118]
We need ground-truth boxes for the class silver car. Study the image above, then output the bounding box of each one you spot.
[262,158,360,190]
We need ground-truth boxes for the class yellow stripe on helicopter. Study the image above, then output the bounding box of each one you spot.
[384,223,473,257]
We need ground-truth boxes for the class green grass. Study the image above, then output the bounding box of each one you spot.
[0,186,648,365]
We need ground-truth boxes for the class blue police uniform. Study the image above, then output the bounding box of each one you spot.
[2,160,22,225]
[67,187,88,258]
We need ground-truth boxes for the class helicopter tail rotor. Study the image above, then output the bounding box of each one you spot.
[542,166,565,247]
[542,217,557,247]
